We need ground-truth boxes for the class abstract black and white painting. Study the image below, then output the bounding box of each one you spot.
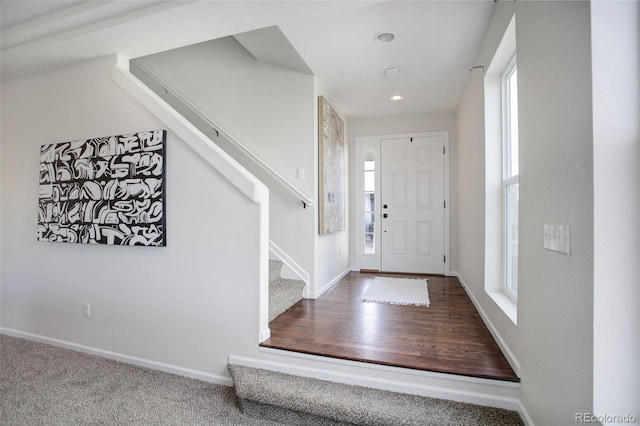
[37,130,167,247]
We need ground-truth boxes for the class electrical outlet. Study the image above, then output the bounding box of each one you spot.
[83,303,91,318]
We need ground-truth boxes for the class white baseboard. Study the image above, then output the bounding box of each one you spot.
[259,327,271,343]
[455,273,521,377]
[307,268,350,299]
[269,241,309,286]
[519,399,536,426]
[231,351,520,411]
[1,328,233,387]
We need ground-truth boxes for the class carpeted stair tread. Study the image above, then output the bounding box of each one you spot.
[268,259,304,322]
[228,364,523,426]
[268,278,304,322]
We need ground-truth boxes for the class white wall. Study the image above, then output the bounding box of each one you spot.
[591,0,640,420]
[456,1,522,372]
[457,1,596,424]
[0,56,265,380]
[0,77,2,318]
[517,3,594,422]
[348,113,458,272]
[134,37,317,286]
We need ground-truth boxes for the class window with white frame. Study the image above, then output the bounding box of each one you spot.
[502,56,519,301]
[483,14,518,323]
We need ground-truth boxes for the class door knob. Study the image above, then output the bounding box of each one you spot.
[383,213,388,218]
[383,204,388,209]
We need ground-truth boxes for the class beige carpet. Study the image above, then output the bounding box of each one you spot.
[0,335,288,425]
[1,334,522,425]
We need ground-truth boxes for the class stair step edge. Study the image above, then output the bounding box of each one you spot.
[228,364,522,426]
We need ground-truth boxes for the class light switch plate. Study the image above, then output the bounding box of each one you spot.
[543,224,571,255]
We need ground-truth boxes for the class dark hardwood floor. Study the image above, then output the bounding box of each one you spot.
[261,272,519,382]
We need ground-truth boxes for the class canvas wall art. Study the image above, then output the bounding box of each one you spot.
[318,96,345,234]
[37,130,167,246]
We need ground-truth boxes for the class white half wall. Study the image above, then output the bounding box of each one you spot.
[0,56,266,380]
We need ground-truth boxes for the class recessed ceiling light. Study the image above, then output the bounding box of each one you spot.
[375,31,395,43]
[390,95,404,101]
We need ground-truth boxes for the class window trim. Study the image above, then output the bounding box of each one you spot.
[483,14,518,324]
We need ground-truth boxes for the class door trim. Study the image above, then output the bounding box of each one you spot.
[354,131,450,275]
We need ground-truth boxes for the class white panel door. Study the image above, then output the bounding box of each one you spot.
[381,135,445,274]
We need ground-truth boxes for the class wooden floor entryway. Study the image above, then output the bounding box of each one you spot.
[261,272,519,383]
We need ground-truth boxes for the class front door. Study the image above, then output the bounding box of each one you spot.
[380,134,446,274]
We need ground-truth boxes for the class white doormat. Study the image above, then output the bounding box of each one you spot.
[358,277,430,307]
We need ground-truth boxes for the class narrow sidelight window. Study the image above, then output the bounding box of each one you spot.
[364,160,376,254]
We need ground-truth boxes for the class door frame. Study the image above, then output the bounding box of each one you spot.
[354,131,450,275]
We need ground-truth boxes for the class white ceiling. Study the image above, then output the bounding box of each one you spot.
[0,0,495,119]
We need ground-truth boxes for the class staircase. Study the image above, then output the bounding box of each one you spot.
[227,364,523,426]
[269,260,305,322]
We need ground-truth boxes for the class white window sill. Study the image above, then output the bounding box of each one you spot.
[487,291,517,325]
